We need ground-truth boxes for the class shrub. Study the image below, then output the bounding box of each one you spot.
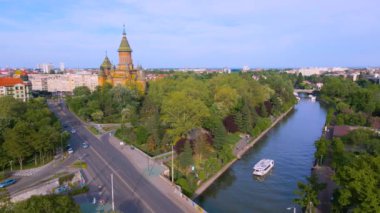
[59,173,75,185]
[68,186,89,196]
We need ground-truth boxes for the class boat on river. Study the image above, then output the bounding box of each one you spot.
[308,95,316,101]
[252,159,274,176]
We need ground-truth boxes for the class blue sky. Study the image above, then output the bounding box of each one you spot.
[0,0,379,68]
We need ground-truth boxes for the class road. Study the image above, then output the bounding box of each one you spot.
[7,154,76,195]
[48,100,186,212]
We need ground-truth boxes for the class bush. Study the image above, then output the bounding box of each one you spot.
[136,126,149,145]
[59,173,75,185]
[68,186,89,196]
[251,117,271,137]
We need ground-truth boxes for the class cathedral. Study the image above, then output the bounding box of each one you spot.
[98,26,146,93]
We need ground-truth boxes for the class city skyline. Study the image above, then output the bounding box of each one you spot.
[1,0,379,68]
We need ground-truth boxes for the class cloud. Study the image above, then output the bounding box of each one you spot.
[0,0,379,68]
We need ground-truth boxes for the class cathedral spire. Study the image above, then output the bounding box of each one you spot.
[118,25,132,52]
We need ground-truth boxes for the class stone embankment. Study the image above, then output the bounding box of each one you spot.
[193,106,294,199]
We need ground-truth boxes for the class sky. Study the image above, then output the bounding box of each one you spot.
[0,0,379,68]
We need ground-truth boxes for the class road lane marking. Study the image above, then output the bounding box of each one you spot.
[56,106,166,213]
[88,145,154,213]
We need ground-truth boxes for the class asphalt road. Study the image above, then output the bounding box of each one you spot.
[7,154,76,195]
[49,100,184,213]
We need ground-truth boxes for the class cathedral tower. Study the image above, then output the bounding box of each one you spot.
[118,25,133,70]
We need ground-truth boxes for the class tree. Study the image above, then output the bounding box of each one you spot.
[3,121,33,170]
[294,174,326,212]
[178,141,193,173]
[91,110,104,122]
[333,155,380,212]
[0,188,10,209]
[11,194,80,213]
[73,86,91,96]
[203,113,226,150]
[214,86,239,117]
[161,91,210,138]
[295,73,304,88]
[193,134,211,163]
[315,138,328,165]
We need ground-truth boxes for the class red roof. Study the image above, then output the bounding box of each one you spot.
[333,125,352,137]
[370,117,380,129]
[0,77,24,87]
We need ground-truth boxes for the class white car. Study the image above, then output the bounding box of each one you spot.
[81,142,89,149]
[67,148,74,154]
[71,129,76,134]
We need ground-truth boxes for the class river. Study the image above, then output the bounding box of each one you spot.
[195,97,327,212]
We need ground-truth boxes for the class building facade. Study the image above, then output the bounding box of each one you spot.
[0,77,31,101]
[29,73,98,92]
[98,27,145,93]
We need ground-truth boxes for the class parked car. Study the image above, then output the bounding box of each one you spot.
[67,148,74,154]
[71,129,76,134]
[66,145,74,154]
[0,179,16,188]
[81,142,89,149]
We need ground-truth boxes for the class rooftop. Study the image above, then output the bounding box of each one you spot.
[0,77,24,87]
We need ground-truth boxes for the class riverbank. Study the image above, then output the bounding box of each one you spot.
[192,106,294,199]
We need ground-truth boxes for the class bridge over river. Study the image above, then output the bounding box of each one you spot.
[294,89,317,94]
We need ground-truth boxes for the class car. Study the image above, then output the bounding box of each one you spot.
[54,185,68,194]
[71,129,76,134]
[0,179,16,188]
[67,148,74,154]
[81,142,89,149]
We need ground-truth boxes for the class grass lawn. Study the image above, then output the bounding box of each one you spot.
[87,126,100,135]
[72,160,87,169]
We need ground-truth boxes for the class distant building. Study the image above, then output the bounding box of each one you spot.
[316,83,324,90]
[59,63,65,72]
[98,26,146,93]
[223,67,231,74]
[29,73,98,92]
[0,76,31,101]
[38,63,54,73]
[242,65,250,73]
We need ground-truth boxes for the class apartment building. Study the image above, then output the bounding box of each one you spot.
[0,77,31,101]
[29,73,98,92]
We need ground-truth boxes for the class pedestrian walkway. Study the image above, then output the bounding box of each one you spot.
[314,166,336,213]
[233,134,251,157]
[102,132,205,213]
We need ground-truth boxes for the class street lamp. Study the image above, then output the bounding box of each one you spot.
[287,207,296,213]
[171,145,174,183]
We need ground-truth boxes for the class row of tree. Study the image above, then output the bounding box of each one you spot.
[301,76,380,212]
[67,71,296,196]
[0,194,80,213]
[114,72,296,195]
[314,129,380,212]
[0,96,67,171]
[66,84,140,123]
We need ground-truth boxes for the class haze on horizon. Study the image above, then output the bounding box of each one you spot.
[0,0,379,69]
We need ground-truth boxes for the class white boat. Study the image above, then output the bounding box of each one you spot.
[308,95,316,101]
[252,159,274,176]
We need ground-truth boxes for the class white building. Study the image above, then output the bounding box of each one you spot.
[59,63,65,72]
[29,73,98,92]
[242,65,250,73]
[38,63,54,73]
[0,77,31,101]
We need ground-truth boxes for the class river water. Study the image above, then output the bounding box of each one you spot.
[195,97,327,213]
